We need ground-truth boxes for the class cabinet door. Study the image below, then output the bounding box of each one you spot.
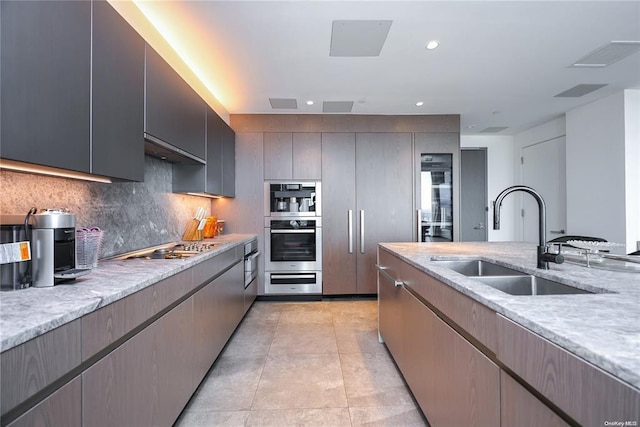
[92,0,145,181]
[264,132,293,179]
[377,265,404,368]
[222,122,236,197]
[206,108,225,194]
[293,133,321,179]
[356,133,413,294]
[321,133,357,294]
[145,45,206,160]
[501,371,569,427]
[8,377,81,427]
[402,287,500,426]
[83,298,194,427]
[1,1,91,172]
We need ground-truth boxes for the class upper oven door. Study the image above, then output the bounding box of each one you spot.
[265,219,322,271]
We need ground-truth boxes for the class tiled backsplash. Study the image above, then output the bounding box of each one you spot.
[0,156,211,258]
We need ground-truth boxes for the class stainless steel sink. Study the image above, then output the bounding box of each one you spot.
[432,259,526,277]
[475,275,593,296]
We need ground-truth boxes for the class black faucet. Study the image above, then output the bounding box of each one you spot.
[493,185,564,269]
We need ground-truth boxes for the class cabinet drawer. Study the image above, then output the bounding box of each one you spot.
[500,371,568,427]
[192,247,240,287]
[82,269,192,360]
[497,315,640,426]
[7,376,81,427]
[380,248,497,353]
[1,319,81,415]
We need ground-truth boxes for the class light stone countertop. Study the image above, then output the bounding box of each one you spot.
[0,234,257,353]
[379,242,640,391]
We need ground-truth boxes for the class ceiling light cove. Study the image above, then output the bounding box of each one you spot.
[425,40,440,50]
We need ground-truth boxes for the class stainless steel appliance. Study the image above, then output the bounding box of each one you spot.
[0,222,32,290]
[264,217,322,294]
[265,181,321,217]
[418,154,454,242]
[243,239,259,311]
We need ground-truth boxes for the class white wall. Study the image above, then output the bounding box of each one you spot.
[461,135,516,241]
[624,90,640,253]
[566,91,628,250]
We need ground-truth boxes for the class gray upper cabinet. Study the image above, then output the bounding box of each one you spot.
[92,0,145,181]
[173,107,235,197]
[1,1,91,172]
[144,45,206,161]
[264,132,321,180]
[0,1,146,181]
[222,122,236,197]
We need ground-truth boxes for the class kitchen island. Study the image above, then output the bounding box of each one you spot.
[378,241,640,427]
[0,234,257,426]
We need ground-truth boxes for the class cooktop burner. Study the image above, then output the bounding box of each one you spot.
[113,242,216,261]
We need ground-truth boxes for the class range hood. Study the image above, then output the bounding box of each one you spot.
[144,133,205,165]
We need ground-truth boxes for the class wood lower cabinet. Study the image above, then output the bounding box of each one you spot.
[377,263,405,369]
[83,297,195,427]
[500,371,569,427]
[497,315,640,426]
[7,377,81,427]
[193,260,244,382]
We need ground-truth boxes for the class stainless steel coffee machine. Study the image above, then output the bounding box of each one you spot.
[2,209,82,288]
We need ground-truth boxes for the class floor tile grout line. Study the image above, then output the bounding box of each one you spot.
[333,313,355,427]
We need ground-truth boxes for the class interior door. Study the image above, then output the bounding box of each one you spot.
[460,149,488,241]
[356,133,413,294]
[521,137,566,243]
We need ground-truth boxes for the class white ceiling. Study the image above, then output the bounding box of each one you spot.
[135,0,640,134]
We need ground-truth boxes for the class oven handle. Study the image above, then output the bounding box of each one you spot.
[270,229,315,234]
[270,274,316,279]
[245,251,261,261]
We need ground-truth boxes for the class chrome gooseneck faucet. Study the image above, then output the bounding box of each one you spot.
[493,185,564,269]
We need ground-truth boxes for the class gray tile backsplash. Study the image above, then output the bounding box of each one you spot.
[1,156,211,258]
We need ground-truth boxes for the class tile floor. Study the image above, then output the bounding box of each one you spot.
[175,300,428,426]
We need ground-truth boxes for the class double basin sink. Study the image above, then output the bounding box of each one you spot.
[433,259,594,296]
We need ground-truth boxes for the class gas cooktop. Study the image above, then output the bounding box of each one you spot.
[112,242,216,261]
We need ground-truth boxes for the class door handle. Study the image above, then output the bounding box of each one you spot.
[360,210,365,254]
[473,223,485,230]
[348,210,353,254]
[550,229,566,234]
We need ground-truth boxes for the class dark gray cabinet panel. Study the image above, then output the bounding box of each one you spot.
[83,298,194,427]
[222,122,236,197]
[321,133,357,295]
[1,1,91,172]
[7,376,81,427]
[145,45,206,160]
[355,133,413,294]
[1,319,81,416]
[91,0,145,181]
[206,110,225,194]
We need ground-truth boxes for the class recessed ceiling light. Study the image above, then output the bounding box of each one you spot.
[426,40,439,50]
[306,100,314,106]
[416,101,424,106]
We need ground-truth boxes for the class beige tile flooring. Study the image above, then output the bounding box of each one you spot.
[175,300,427,427]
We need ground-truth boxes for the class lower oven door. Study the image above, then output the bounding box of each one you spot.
[265,271,322,295]
[244,251,260,288]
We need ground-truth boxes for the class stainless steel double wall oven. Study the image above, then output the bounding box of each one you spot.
[264,182,322,295]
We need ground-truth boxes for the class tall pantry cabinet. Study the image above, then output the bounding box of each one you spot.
[322,133,413,295]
